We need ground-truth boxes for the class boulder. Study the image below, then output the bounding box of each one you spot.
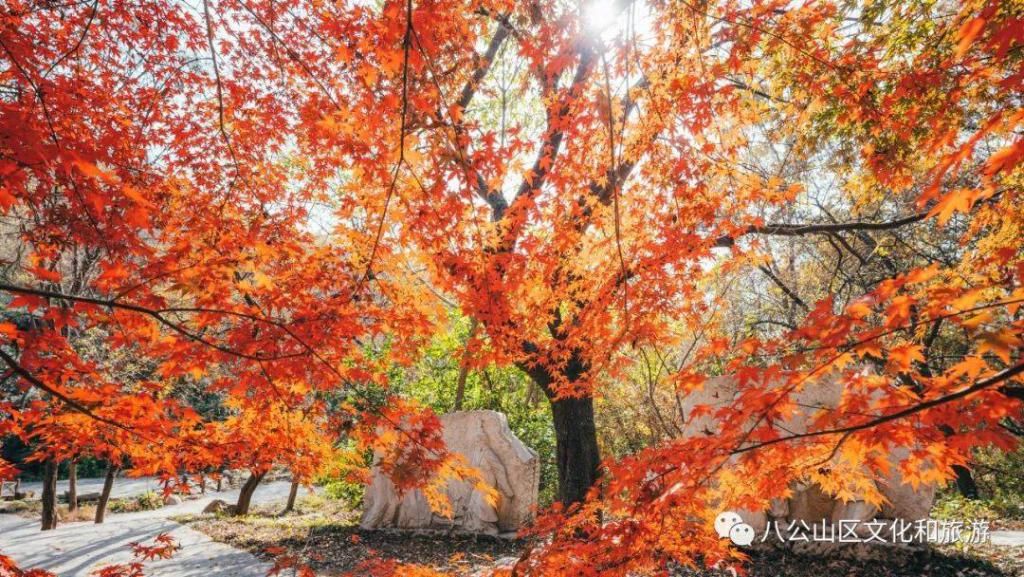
[202,499,229,514]
[163,494,183,506]
[678,370,937,534]
[361,410,540,535]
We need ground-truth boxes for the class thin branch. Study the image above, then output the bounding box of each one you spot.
[757,264,808,310]
[0,282,304,361]
[732,361,1024,455]
[202,0,243,180]
[358,0,413,288]
[0,348,151,440]
[715,210,930,247]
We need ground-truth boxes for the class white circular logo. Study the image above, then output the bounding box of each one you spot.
[728,522,756,546]
[715,511,755,546]
[714,511,743,538]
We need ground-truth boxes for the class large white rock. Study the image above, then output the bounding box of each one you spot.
[678,371,937,531]
[361,410,540,535]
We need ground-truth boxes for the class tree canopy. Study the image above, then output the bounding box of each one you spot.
[1,0,1023,575]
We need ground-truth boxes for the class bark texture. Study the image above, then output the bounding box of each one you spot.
[67,459,78,512]
[283,480,299,514]
[40,459,58,530]
[234,471,265,515]
[521,350,601,506]
[95,464,119,524]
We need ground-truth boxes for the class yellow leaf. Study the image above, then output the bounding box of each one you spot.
[949,356,987,380]
[855,340,883,359]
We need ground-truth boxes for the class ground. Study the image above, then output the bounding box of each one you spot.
[177,495,524,576]
[669,544,1024,577]
[2,478,1023,576]
[0,478,304,577]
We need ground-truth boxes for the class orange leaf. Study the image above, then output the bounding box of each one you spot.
[889,344,924,372]
[955,17,986,58]
[927,189,973,225]
[978,329,1021,363]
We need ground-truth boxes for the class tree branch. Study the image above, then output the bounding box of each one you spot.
[732,361,1024,455]
[714,210,930,248]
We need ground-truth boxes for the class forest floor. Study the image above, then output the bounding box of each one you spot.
[181,495,1024,577]
[6,481,1021,577]
[178,495,524,576]
[670,543,1024,577]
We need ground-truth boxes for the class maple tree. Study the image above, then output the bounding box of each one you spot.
[1,0,1023,575]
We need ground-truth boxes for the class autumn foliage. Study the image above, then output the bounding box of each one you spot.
[1,0,1023,575]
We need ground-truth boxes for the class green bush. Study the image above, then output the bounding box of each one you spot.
[932,493,999,522]
[381,312,560,506]
[970,445,1024,519]
[323,478,365,509]
[110,490,163,513]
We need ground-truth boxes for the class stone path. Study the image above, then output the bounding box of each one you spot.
[0,480,312,577]
[990,530,1024,547]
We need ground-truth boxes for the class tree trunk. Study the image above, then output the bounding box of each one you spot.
[234,471,265,516]
[936,424,981,499]
[953,465,980,499]
[95,464,119,524]
[282,480,299,514]
[67,459,78,513]
[40,459,58,531]
[453,319,479,411]
[549,395,601,505]
[520,348,602,507]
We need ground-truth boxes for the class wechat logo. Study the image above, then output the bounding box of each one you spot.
[715,511,755,546]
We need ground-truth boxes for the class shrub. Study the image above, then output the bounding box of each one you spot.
[323,478,364,510]
[110,491,164,513]
[932,493,999,522]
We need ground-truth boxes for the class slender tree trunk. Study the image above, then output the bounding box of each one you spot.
[282,480,299,514]
[40,459,58,531]
[95,464,119,524]
[936,424,981,499]
[953,465,980,499]
[453,319,479,411]
[234,471,265,516]
[549,395,601,505]
[67,459,78,513]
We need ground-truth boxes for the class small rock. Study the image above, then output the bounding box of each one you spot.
[163,494,183,506]
[472,556,519,577]
[203,499,228,514]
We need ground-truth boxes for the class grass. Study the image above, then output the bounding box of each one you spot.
[0,500,99,522]
[0,490,164,520]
